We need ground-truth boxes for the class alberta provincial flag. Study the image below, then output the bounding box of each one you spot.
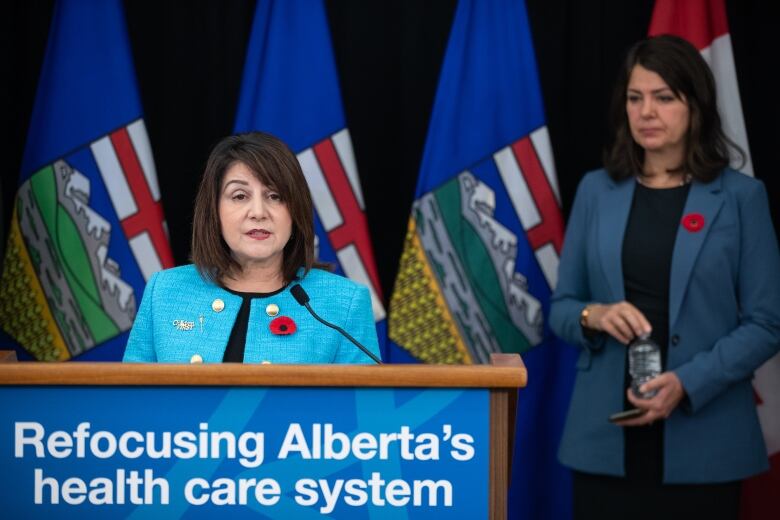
[650,1,778,517]
[234,0,386,344]
[0,0,173,361]
[387,0,577,517]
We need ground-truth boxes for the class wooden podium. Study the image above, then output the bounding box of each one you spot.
[0,353,526,519]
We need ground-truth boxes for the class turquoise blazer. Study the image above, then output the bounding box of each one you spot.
[550,168,780,483]
[123,265,381,364]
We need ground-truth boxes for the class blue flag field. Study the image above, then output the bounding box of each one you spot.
[233,0,387,350]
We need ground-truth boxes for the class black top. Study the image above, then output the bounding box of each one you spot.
[222,284,289,363]
[621,181,690,483]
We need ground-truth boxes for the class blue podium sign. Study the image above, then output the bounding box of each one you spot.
[1,386,488,518]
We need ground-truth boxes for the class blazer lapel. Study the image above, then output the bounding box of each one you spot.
[598,178,635,302]
[669,177,724,328]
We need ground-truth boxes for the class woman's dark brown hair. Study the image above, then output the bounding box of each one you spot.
[603,34,743,182]
[191,132,317,284]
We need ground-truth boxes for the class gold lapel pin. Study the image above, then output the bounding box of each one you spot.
[212,299,225,313]
[190,354,203,364]
[266,303,279,317]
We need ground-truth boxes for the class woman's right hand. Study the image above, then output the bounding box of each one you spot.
[583,301,652,344]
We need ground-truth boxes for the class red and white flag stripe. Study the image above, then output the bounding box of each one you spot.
[297,129,386,321]
[90,119,174,281]
[493,126,563,290]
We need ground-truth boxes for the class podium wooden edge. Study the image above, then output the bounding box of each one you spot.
[489,353,521,520]
[0,358,526,388]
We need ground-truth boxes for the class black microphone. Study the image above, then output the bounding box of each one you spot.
[290,284,382,364]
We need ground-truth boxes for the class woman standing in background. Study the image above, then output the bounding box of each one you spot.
[550,35,780,519]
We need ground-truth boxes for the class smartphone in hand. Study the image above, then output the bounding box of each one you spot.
[608,408,646,423]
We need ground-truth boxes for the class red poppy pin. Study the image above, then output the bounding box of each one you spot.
[270,316,296,335]
[681,213,705,233]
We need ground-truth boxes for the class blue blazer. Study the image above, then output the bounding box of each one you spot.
[550,168,780,483]
[123,265,381,364]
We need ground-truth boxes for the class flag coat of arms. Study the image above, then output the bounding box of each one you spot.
[649,2,778,518]
[233,0,386,343]
[0,0,173,361]
[387,0,577,518]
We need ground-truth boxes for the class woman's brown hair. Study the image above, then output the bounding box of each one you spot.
[191,132,318,284]
[603,34,743,182]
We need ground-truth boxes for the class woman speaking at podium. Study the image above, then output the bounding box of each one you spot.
[123,132,380,364]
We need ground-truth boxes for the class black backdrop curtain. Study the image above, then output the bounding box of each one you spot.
[2,0,777,298]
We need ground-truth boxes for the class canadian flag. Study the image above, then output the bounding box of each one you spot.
[649,1,778,518]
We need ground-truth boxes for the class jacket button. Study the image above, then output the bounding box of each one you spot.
[671,334,680,346]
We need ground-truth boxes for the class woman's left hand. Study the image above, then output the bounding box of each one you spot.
[615,372,686,427]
